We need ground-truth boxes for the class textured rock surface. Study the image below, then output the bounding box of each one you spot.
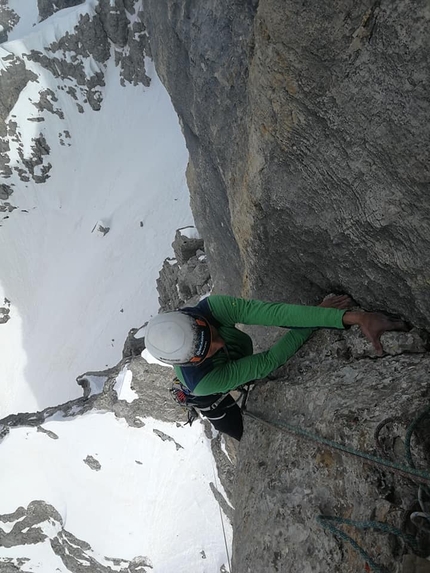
[2,0,429,570]
[142,0,254,295]
[157,226,212,311]
[37,0,85,22]
[142,0,430,329]
[0,1,19,43]
[232,327,430,572]
[141,2,430,571]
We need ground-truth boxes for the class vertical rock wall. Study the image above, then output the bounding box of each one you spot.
[141,2,430,571]
[142,0,430,328]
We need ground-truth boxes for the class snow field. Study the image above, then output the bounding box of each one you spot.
[0,2,192,415]
[0,410,232,572]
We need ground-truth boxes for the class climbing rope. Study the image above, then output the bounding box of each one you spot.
[316,515,419,573]
[244,407,430,485]
[375,410,430,535]
[210,450,232,573]
[244,405,430,571]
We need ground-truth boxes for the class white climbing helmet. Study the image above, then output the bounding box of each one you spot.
[145,311,212,365]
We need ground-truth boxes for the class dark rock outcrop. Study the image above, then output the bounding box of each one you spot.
[0,2,19,43]
[0,56,38,179]
[142,0,254,296]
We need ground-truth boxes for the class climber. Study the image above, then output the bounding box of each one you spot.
[145,294,406,440]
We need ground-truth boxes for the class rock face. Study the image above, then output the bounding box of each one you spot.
[2,1,429,571]
[142,0,430,329]
[37,0,85,22]
[157,226,211,311]
[140,2,430,571]
[232,326,430,573]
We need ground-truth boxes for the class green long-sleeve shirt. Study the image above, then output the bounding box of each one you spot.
[175,295,346,396]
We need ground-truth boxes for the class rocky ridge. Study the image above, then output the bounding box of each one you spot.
[0,0,150,202]
[0,500,152,572]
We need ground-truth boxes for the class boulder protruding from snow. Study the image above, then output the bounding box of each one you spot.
[0,500,152,571]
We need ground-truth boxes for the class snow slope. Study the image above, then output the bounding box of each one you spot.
[0,408,232,572]
[5,0,38,40]
[0,1,192,416]
[0,2,232,572]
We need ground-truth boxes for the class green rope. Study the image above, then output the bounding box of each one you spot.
[244,405,430,572]
[316,515,419,573]
[404,406,430,479]
[244,408,430,485]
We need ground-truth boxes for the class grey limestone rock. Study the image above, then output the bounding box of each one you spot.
[122,326,146,359]
[141,3,430,568]
[153,428,183,450]
[157,227,212,311]
[36,425,59,439]
[177,255,211,302]
[0,56,38,178]
[0,355,182,432]
[231,327,430,572]
[95,0,129,48]
[0,202,16,212]
[0,2,20,42]
[156,258,180,311]
[115,17,151,87]
[0,306,10,324]
[32,88,64,119]
[172,227,204,265]
[142,0,252,296]
[142,0,430,329]
[0,57,38,132]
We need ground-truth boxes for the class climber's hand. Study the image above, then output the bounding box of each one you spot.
[342,311,408,355]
